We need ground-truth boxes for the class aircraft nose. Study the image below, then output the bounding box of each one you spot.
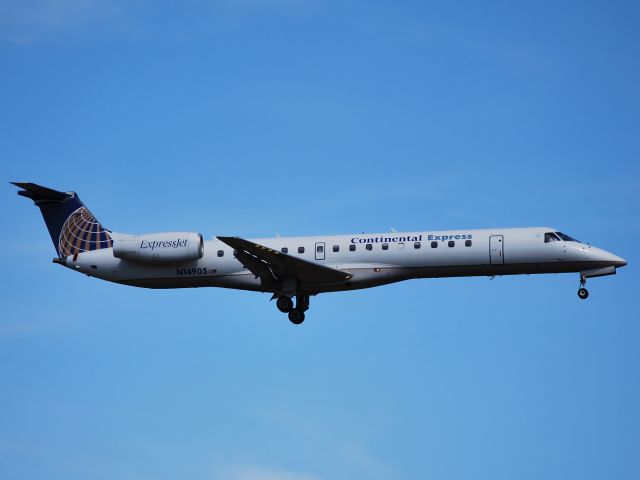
[604,251,627,268]
[612,256,627,268]
[581,245,627,267]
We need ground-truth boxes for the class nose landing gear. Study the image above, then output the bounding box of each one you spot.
[577,276,589,300]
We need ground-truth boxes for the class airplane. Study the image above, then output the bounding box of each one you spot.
[12,182,627,324]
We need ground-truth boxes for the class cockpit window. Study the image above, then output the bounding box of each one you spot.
[544,232,561,243]
[555,232,578,242]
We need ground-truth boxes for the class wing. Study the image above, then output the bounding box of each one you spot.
[217,236,352,286]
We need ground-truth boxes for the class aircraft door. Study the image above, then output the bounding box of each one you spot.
[315,242,325,261]
[489,235,504,265]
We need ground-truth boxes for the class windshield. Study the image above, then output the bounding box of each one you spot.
[545,232,561,243]
[555,231,579,242]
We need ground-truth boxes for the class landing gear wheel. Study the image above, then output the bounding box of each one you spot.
[276,296,293,313]
[578,287,589,300]
[288,309,305,325]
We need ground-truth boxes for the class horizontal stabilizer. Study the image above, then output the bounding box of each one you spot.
[11,182,72,203]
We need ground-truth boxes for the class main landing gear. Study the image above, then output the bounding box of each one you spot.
[276,296,293,313]
[578,276,589,300]
[275,294,309,324]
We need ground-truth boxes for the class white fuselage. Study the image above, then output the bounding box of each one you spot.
[66,227,625,294]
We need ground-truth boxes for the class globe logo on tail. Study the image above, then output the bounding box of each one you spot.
[59,206,113,257]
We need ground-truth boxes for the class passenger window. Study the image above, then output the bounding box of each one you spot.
[298,246,305,254]
[382,243,389,250]
[465,240,472,247]
[333,245,339,252]
[281,247,288,254]
[316,245,324,253]
[414,242,421,249]
[544,232,561,243]
[431,241,438,248]
[366,244,372,251]
[448,240,455,248]
[349,244,356,252]
[217,250,224,257]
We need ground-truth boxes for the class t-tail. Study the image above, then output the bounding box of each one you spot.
[12,182,113,258]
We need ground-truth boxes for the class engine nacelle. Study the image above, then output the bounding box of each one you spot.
[113,232,204,264]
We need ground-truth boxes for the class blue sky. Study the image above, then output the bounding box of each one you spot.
[1,1,639,479]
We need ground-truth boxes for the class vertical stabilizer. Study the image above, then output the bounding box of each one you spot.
[12,182,113,258]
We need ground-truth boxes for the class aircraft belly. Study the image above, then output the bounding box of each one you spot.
[71,249,253,289]
[412,261,610,278]
[309,260,612,293]
[303,267,411,294]
[119,272,262,290]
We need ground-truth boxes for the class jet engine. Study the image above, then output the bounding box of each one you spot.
[113,232,204,264]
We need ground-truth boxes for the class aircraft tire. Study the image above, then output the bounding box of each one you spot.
[276,296,294,313]
[578,287,589,300]
[288,309,305,325]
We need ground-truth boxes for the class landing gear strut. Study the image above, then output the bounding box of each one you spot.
[275,294,309,324]
[578,276,589,300]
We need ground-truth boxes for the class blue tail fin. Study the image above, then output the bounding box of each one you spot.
[12,182,113,258]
